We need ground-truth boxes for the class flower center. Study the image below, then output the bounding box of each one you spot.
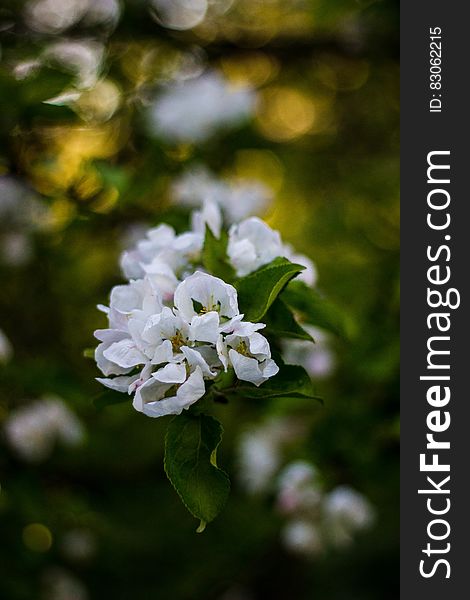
[236,340,250,357]
[170,330,186,352]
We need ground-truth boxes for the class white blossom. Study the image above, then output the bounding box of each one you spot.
[149,72,255,143]
[4,397,84,462]
[174,271,239,323]
[237,418,303,494]
[323,485,374,547]
[172,165,272,223]
[283,244,318,287]
[133,364,206,418]
[227,217,283,277]
[191,198,223,238]
[277,461,322,515]
[282,326,336,379]
[281,520,323,557]
[218,328,279,386]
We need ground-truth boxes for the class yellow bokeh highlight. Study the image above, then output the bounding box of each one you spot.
[256,86,317,142]
[232,149,284,193]
[220,52,280,88]
[22,523,52,553]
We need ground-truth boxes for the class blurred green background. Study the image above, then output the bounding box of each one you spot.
[0,1,399,598]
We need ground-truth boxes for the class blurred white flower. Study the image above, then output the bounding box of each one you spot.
[228,217,283,277]
[237,418,302,494]
[26,0,89,34]
[191,198,223,238]
[149,72,255,143]
[282,326,336,380]
[237,429,281,495]
[4,397,85,463]
[0,329,13,364]
[172,166,272,223]
[283,244,318,287]
[1,232,34,266]
[25,0,120,34]
[282,520,323,557]
[43,40,105,89]
[151,0,208,31]
[277,461,322,515]
[42,567,89,600]
[0,176,49,266]
[60,529,96,562]
[323,485,375,547]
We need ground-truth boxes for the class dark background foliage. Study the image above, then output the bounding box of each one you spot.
[0,1,399,598]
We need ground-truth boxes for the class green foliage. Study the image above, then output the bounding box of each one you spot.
[283,281,354,339]
[236,258,305,322]
[202,226,236,282]
[264,297,314,341]
[229,364,321,402]
[164,413,230,530]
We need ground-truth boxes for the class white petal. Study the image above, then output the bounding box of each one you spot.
[229,320,265,337]
[216,335,229,371]
[95,343,132,376]
[261,357,279,379]
[189,311,220,344]
[96,375,139,393]
[181,346,217,378]
[248,332,271,359]
[134,367,205,418]
[132,377,171,414]
[152,362,187,384]
[176,366,206,407]
[229,349,266,386]
[151,339,174,365]
[110,283,142,313]
[103,339,147,368]
[94,329,128,343]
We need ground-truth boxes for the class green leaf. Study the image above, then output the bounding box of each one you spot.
[236,257,305,322]
[93,390,131,410]
[229,364,321,401]
[283,281,353,339]
[164,413,230,528]
[201,226,236,282]
[264,298,314,341]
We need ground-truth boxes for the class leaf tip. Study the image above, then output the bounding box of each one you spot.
[196,520,207,534]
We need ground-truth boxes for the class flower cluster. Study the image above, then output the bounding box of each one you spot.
[94,204,314,418]
[278,462,375,557]
[4,396,84,462]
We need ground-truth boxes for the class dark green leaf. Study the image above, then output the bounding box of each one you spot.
[283,281,354,339]
[164,413,230,529]
[201,226,236,282]
[236,257,305,322]
[230,364,321,401]
[264,298,314,341]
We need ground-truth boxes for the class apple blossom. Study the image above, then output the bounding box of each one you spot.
[227,217,283,277]
[149,72,255,143]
